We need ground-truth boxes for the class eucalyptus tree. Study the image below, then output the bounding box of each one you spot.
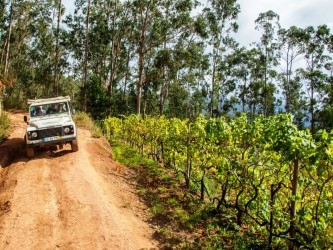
[228,47,256,114]
[54,0,62,96]
[167,0,213,118]
[63,0,94,111]
[62,2,86,78]
[255,10,280,117]
[84,0,126,86]
[129,0,164,115]
[124,0,202,116]
[83,0,90,112]
[64,0,137,116]
[246,48,270,118]
[277,27,305,113]
[148,0,199,115]
[140,0,210,118]
[317,61,333,130]
[0,0,5,33]
[317,34,333,130]
[215,37,239,116]
[160,38,208,119]
[203,0,240,117]
[0,0,60,102]
[107,0,122,95]
[0,0,7,76]
[277,26,307,126]
[298,25,331,134]
[87,0,113,82]
[3,0,13,75]
[106,0,142,116]
[174,40,209,119]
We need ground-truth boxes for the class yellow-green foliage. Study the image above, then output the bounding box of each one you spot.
[73,111,102,138]
[104,114,333,249]
[0,112,10,143]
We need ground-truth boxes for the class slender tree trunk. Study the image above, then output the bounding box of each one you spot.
[0,38,6,65]
[137,50,144,115]
[210,51,217,117]
[289,158,299,250]
[269,183,281,249]
[83,0,90,112]
[159,8,169,116]
[4,0,14,75]
[310,81,315,135]
[242,75,247,113]
[269,184,274,249]
[108,1,118,115]
[264,48,268,117]
[143,97,147,117]
[330,67,333,105]
[159,78,165,115]
[122,48,131,104]
[185,123,191,188]
[200,170,206,201]
[136,6,148,116]
[185,81,191,118]
[159,42,166,115]
[285,50,290,113]
[54,0,62,96]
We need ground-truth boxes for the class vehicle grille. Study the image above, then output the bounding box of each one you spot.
[38,127,63,139]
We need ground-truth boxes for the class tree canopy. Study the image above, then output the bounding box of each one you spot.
[0,0,332,131]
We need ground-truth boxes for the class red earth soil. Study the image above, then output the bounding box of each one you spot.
[0,112,158,249]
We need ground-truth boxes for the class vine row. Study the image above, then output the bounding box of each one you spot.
[104,114,333,248]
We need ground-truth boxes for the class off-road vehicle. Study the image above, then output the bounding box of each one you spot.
[24,96,78,158]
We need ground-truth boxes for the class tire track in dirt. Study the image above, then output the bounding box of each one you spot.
[0,112,158,249]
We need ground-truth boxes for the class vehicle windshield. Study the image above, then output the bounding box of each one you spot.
[30,102,69,117]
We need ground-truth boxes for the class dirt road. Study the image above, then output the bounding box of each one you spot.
[0,112,158,249]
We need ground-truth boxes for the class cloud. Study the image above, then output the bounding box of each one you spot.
[235,0,333,46]
[60,0,333,47]
[62,0,75,15]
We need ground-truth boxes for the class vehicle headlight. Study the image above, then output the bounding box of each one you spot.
[63,126,74,134]
[27,131,38,140]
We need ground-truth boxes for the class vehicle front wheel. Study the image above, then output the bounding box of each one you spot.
[26,146,34,158]
[71,139,79,152]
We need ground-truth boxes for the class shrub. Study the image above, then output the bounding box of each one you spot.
[0,112,10,143]
[72,111,102,138]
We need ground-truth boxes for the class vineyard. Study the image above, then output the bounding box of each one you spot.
[104,114,333,249]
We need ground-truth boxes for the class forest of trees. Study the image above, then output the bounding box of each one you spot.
[0,1,333,248]
[0,0,332,133]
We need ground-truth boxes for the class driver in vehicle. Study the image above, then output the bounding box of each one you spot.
[47,104,57,114]
[36,106,43,116]
[57,103,66,113]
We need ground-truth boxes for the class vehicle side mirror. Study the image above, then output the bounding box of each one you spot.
[24,115,28,123]
[72,109,76,115]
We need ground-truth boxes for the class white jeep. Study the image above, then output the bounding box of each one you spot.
[23,96,78,158]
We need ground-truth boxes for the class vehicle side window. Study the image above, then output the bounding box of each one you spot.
[36,106,43,116]
[30,107,36,117]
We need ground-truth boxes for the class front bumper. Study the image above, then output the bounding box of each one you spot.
[26,135,77,147]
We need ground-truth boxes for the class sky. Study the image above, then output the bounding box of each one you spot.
[62,0,333,46]
[234,0,333,46]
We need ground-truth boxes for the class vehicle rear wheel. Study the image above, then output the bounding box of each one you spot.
[26,146,34,158]
[71,139,78,152]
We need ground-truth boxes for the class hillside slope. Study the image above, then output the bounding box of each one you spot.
[0,112,157,249]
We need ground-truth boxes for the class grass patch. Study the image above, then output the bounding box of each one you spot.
[110,141,156,168]
[110,138,205,248]
[73,111,102,138]
[109,138,268,249]
[0,112,10,143]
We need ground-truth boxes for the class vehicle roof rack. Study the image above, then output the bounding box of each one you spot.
[27,96,71,105]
